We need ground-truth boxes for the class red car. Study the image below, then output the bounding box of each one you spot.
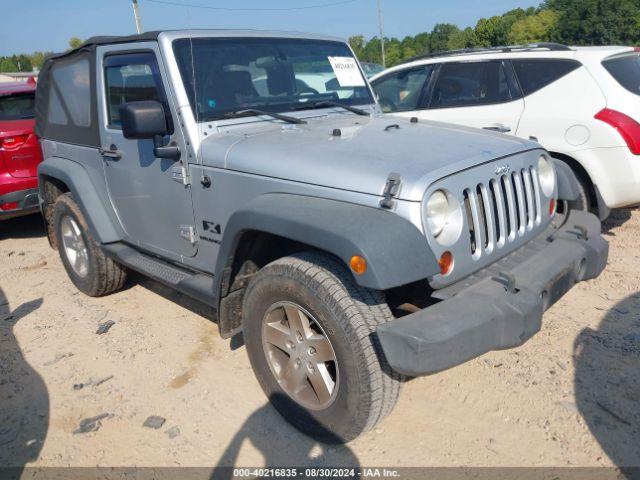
[0,79,42,220]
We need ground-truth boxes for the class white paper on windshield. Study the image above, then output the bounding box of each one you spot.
[328,56,366,87]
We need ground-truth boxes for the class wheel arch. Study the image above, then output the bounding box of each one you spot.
[38,157,123,244]
[214,194,439,338]
[549,151,596,204]
[548,151,609,219]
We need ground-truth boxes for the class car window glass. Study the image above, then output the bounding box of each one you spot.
[512,59,580,96]
[430,62,513,109]
[0,93,35,121]
[104,53,165,128]
[603,53,640,96]
[371,66,434,113]
[49,58,91,126]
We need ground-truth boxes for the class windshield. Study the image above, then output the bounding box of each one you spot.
[0,92,35,121]
[603,53,640,96]
[173,37,374,122]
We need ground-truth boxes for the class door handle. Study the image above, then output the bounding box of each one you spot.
[483,125,511,133]
[100,144,122,160]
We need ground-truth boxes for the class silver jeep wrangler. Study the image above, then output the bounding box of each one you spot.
[35,30,608,442]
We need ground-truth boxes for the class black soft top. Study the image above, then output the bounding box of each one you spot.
[35,32,161,147]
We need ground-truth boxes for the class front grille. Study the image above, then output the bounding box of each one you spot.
[462,166,542,260]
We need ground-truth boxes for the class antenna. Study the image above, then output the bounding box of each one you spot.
[132,0,144,34]
[377,0,386,68]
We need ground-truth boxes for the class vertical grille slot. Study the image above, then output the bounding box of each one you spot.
[530,167,542,225]
[490,179,507,247]
[501,175,517,241]
[478,184,496,253]
[511,171,527,236]
[463,191,476,255]
[464,188,485,259]
[522,168,536,230]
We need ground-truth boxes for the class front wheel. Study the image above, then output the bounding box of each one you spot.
[242,252,401,443]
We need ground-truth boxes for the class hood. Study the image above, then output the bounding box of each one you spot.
[200,114,539,202]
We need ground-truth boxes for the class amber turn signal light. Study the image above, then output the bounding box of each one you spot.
[438,251,454,276]
[350,255,367,276]
[549,198,556,216]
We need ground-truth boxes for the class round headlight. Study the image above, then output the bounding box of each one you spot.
[425,190,451,237]
[538,156,556,197]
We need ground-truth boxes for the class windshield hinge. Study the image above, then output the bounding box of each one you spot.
[380,173,401,209]
[172,165,191,186]
[179,225,197,244]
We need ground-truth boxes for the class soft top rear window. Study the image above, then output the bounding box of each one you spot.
[603,53,640,96]
[0,92,35,121]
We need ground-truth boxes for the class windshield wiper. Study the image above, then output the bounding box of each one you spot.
[222,109,307,125]
[294,101,370,116]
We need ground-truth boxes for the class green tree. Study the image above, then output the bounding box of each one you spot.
[385,38,404,66]
[348,35,366,59]
[544,0,640,45]
[69,37,83,50]
[509,10,559,44]
[29,51,53,70]
[447,27,478,49]
[430,24,461,52]
[475,16,508,46]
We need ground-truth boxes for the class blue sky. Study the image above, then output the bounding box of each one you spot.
[1,0,540,56]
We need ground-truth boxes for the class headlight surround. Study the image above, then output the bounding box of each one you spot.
[425,189,463,245]
[537,155,556,197]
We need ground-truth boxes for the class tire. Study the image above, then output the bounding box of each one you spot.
[567,170,592,213]
[52,193,127,297]
[242,252,401,443]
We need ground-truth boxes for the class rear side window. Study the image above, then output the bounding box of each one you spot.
[104,52,167,128]
[48,58,92,126]
[512,59,581,96]
[371,66,434,113]
[429,61,515,109]
[603,54,640,96]
[0,93,35,120]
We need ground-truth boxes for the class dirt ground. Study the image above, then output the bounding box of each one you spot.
[0,208,639,471]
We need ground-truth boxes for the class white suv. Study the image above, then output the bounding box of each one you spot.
[370,43,640,218]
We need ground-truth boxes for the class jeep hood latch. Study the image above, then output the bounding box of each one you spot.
[380,173,401,209]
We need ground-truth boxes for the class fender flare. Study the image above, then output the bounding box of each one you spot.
[38,157,122,243]
[215,193,440,293]
[551,158,580,202]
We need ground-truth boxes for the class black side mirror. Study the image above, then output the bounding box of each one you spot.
[119,101,180,161]
[120,101,167,139]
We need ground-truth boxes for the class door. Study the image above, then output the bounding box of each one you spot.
[420,60,525,134]
[98,47,197,258]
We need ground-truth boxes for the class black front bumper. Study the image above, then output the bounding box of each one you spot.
[0,188,40,220]
[377,210,608,377]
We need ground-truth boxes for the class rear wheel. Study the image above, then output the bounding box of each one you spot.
[53,193,127,297]
[242,252,401,442]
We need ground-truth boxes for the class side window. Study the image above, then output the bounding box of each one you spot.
[371,66,434,113]
[103,52,169,129]
[430,61,514,109]
[48,57,91,126]
[602,54,640,96]
[512,59,581,96]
